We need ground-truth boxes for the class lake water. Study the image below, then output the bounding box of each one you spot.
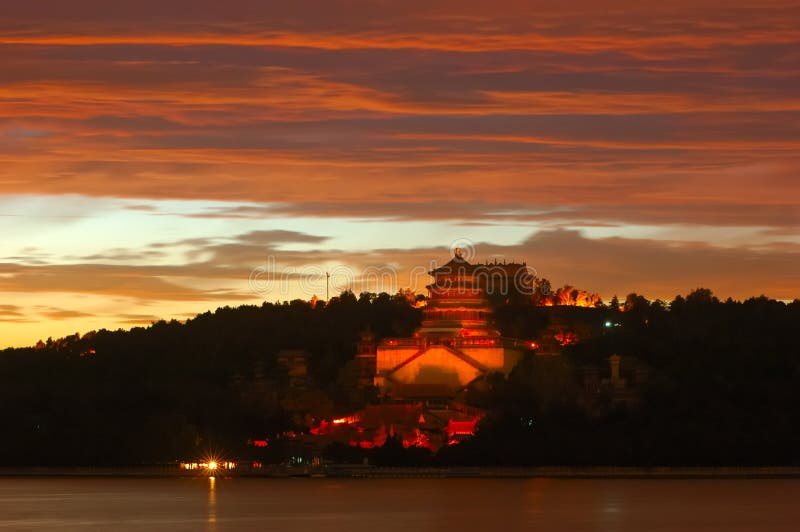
[0,477,798,531]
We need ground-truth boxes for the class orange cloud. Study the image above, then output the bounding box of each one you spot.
[3,26,799,56]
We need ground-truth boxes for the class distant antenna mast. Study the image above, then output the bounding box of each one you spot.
[326,272,330,301]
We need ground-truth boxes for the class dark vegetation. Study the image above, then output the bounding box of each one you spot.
[1,289,799,466]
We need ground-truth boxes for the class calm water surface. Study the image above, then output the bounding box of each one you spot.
[0,477,798,531]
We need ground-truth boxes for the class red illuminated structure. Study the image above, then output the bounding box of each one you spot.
[311,402,486,450]
[312,248,537,451]
[374,248,532,399]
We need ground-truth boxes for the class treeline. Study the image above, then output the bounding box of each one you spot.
[0,292,419,466]
[445,290,800,466]
[1,289,798,466]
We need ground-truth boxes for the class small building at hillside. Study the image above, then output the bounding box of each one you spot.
[276,349,310,390]
[581,354,649,410]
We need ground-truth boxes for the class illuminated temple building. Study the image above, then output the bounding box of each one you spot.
[312,249,536,450]
[374,248,530,399]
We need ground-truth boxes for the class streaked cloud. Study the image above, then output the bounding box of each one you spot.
[35,306,95,320]
[0,304,27,323]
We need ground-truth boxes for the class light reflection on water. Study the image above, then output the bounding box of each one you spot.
[0,477,798,531]
[207,476,216,532]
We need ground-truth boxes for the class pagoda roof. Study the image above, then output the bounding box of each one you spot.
[430,256,529,276]
[430,254,472,275]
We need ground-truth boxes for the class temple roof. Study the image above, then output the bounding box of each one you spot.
[430,254,471,275]
[430,256,529,276]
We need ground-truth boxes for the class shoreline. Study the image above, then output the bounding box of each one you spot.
[2,466,800,479]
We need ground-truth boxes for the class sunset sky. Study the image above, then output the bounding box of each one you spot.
[1,0,799,347]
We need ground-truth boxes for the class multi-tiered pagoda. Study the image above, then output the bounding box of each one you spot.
[418,248,496,338]
[374,248,532,400]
